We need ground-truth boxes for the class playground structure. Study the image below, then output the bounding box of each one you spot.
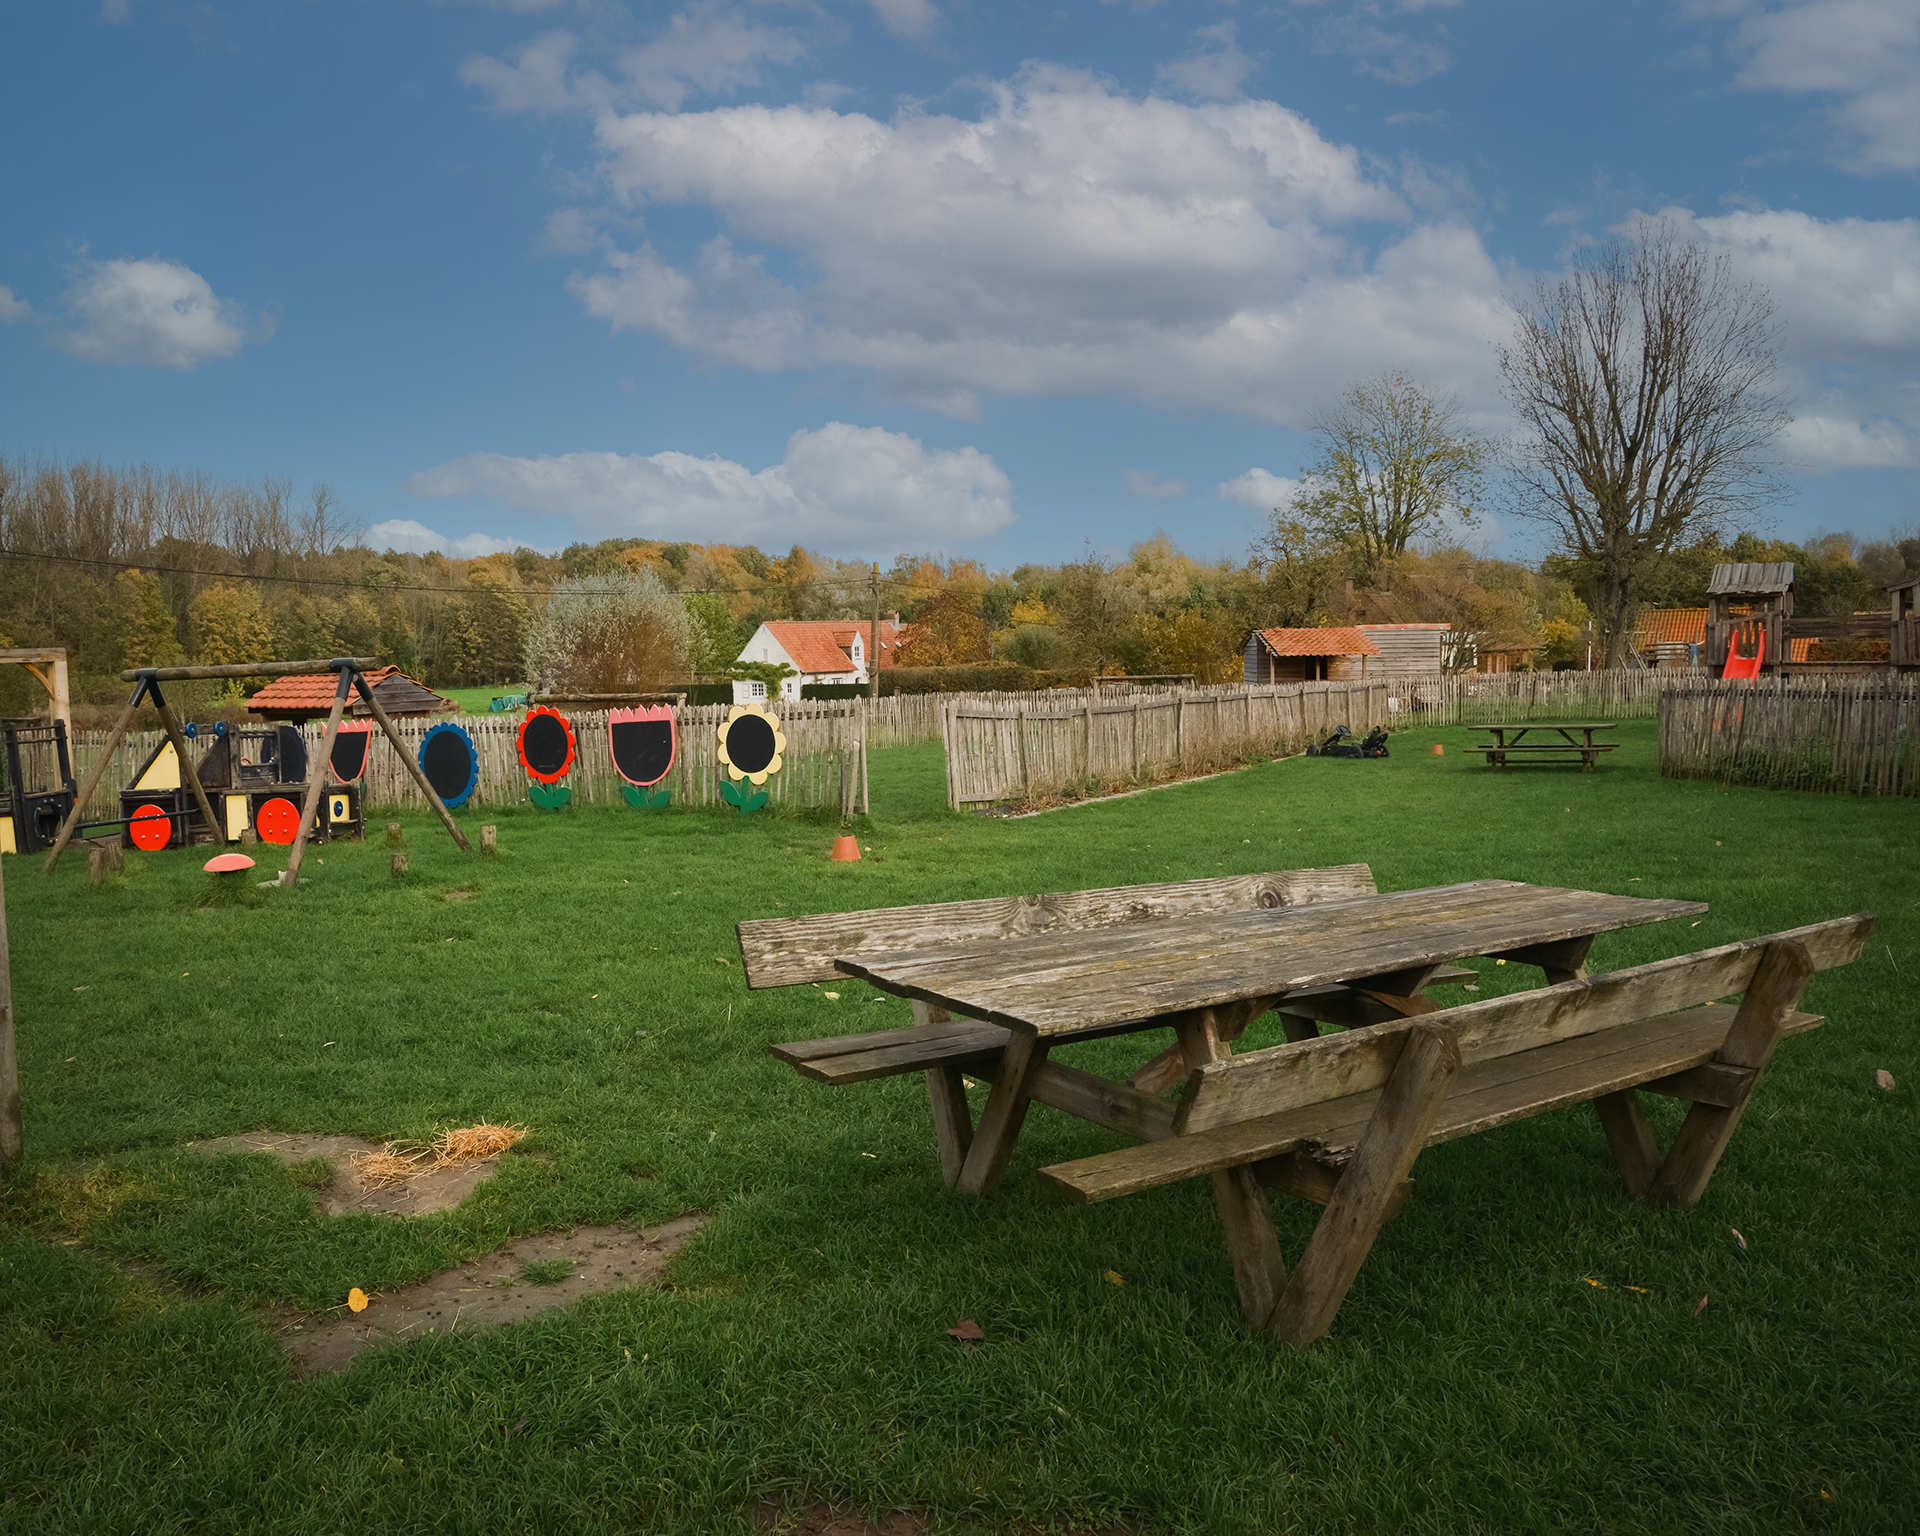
[115,719,368,852]
[42,658,471,879]
[1705,563,1919,675]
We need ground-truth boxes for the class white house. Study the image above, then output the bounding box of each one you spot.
[732,616,910,702]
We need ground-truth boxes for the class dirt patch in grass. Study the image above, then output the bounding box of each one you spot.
[278,1215,707,1374]
[186,1131,504,1217]
[752,1502,1135,1536]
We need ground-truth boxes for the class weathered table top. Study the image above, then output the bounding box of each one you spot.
[837,880,1706,1037]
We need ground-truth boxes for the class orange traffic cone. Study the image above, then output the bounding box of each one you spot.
[831,835,861,861]
[1431,743,1445,756]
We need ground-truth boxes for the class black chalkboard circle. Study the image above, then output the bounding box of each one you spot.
[518,707,576,783]
[329,725,371,784]
[418,722,480,808]
[722,712,777,776]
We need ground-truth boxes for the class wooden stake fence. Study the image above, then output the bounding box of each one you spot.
[1659,677,1919,797]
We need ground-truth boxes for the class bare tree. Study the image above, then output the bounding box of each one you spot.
[1498,218,1791,666]
[1296,371,1488,585]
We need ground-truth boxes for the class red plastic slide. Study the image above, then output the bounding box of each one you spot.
[1722,622,1765,680]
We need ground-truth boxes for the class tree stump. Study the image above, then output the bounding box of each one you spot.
[391,853,409,876]
[481,824,497,855]
[88,848,106,886]
[386,823,403,846]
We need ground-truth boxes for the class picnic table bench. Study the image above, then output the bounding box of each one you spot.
[1471,721,1617,771]
[745,868,1874,1343]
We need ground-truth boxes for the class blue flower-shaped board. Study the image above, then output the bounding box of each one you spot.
[418,721,481,809]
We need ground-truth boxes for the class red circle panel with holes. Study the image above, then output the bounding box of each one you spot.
[256,797,301,845]
[129,803,172,851]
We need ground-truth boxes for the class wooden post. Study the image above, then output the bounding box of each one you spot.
[1267,1022,1460,1346]
[352,669,472,851]
[147,686,223,856]
[1174,1008,1289,1330]
[386,822,403,845]
[41,684,145,874]
[391,853,408,876]
[481,824,497,854]
[1647,939,1813,1207]
[955,1029,1051,1198]
[0,841,20,1166]
[281,665,355,886]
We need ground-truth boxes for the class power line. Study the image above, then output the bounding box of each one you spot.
[0,544,923,600]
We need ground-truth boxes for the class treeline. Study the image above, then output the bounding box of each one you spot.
[4,454,1915,720]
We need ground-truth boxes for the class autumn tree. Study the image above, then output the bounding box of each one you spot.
[1499,217,1790,667]
[896,591,991,666]
[187,582,271,667]
[1295,372,1487,586]
[1055,545,1145,676]
[523,568,694,695]
[111,569,182,669]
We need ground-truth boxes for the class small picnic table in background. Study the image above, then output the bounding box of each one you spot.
[1471,721,1617,772]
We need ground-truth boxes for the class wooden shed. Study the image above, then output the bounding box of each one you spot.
[1242,627,1380,684]
[1893,576,1920,669]
[247,665,459,722]
[1355,623,1449,674]
[1704,563,1793,671]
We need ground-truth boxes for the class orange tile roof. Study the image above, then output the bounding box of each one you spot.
[248,665,399,712]
[763,619,908,675]
[1635,609,1708,647]
[1255,626,1382,658]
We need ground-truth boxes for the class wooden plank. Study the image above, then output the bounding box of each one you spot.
[1267,1021,1459,1346]
[117,656,379,682]
[1038,1003,1828,1205]
[770,1017,1007,1064]
[925,1067,974,1189]
[1252,1152,1411,1222]
[1648,939,1814,1208]
[1028,1060,1177,1142]
[1639,1060,1756,1108]
[1177,1009,1289,1331]
[1592,1091,1659,1195]
[737,864,1378,988]
[1170,917,1867,1136]
[955,1029,1050,1197]
[842,882,1713,1036]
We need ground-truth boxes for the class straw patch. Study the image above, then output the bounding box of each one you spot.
[433,1122,527,1164]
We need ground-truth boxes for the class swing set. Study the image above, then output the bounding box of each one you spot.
[42,657,471,881]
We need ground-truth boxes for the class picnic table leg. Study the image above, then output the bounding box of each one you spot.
[1175,1009,1289,1330]
[1647,939,1813,1208]
[1267,1022,1460,1347]
[914,1000,975,1188]
[955,1029,1050,1198]
[1593,1090,1659,1195]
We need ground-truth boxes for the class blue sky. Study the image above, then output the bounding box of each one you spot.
[2,0,1914,569]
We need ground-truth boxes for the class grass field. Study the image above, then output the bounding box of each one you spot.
[2,721,1915,1534]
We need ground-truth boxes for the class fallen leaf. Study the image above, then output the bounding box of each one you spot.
[1731,1227,1747,1250]
[1583,1277,1607,1289]
[1691,921,1702,927]
[1495,959,1507,966]
[1104,1270,1126,1288]
[324,1041,336,1048]
[1624,1285,1652,1295]
[73,985,88,992]
[1628,877,1641,882]
[860,1152,877,1158]
[505,1416,528,1438]
[181,972,190,977]
[947,1319,984,1341]
[823,991,840,1000]
[348,1287,369,1313]
[1463,984,1479,992]
[1877,1069,1896,1091]
[65,1057,75,1063]
[1693,1295,1709,1316]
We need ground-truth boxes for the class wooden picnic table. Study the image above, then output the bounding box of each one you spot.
[835,879,1706,1197]
[1471,720,1617,771]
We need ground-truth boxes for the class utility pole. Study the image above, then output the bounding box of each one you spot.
[868,563,882,700]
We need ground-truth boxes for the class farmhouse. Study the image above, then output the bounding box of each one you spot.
[733,616,910,702]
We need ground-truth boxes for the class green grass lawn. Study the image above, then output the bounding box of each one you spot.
[2,721,1915,1534]
[435,684,530,715]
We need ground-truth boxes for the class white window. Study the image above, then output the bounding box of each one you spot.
[750,681,766,698]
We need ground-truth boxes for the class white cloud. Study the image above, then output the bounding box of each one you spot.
[461,5,804,116]
[0,285,33,323]
[567,68,1517,424]
[1157,21,1256,101]
[404,422,1015,549]
[1713,0,1919,174]
[1316,4,1456,85]
[1217,468,1300,510]
[1651,204,1920,470]
[867,0,940,45]
[460,31,579,115]
[50,256,272,370]
[366,520,520,559]
[1124,469,1188,501]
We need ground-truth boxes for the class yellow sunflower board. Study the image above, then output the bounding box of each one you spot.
[716,703,786,813]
